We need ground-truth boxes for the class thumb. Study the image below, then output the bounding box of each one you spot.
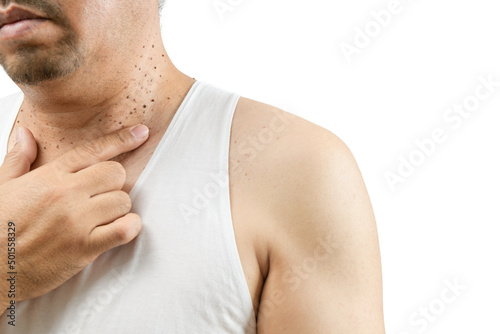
[0,126,38,184]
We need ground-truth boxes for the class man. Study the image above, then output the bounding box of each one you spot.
[0,0,385,332]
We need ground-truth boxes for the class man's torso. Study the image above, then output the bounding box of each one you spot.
[3,90,296,319]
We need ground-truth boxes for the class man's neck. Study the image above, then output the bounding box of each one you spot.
[10,43,195,169]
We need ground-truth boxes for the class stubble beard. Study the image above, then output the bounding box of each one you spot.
[0,0,84,85]
[0,30,83,85]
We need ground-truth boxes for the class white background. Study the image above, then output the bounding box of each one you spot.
[1,0,499,332]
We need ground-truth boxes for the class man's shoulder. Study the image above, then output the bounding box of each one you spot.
[230,96,358,229]
[230,96,353,186]
[229,97,383,332]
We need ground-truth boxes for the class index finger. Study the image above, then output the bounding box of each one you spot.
[53,124,149,173]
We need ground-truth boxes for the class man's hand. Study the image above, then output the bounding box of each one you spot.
[0,124,150,313]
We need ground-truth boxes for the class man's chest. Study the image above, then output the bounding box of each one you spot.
[119,135,267,315]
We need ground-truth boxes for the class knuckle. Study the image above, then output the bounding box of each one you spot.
[113,226,131,243]
[53,152,79,171]
[114,129,132,147]
[6,149,21,160]
[106,161,127,181]
[79,140,104,158]
[116,191,132,212]
[94,162,126,190]
[107,160,125,172]
[4,151,26,168]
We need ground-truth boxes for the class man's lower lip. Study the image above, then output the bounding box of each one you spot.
[0,19,48,40]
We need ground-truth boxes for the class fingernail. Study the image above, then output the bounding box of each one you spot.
[15,127,23,143]
[130,124,149,139]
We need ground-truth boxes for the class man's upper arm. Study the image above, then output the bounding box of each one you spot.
[256,127,385,333]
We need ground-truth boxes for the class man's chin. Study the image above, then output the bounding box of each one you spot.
[3,61,64,86]
[1,46,82,85]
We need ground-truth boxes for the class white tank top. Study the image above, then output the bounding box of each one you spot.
[0,81,257,333]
